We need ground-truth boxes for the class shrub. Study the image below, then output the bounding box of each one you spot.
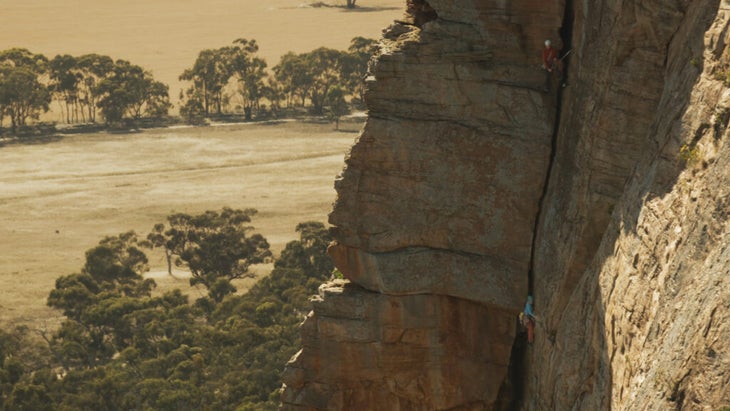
[679,143,700,165]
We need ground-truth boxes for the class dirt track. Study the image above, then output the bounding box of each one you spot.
[0,122,359,328]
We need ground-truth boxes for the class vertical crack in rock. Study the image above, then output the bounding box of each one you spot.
[500,1,576,410]
[529,0,574,299]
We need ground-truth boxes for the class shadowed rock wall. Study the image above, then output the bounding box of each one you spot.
[526,0,730,409]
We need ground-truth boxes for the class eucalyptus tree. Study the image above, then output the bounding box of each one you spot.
[48,54,80,123]
[302,47,346,115]
[49,54,117,124]
[76,54,114,123]
[226,38,267,120]
[95,60,170,123]
[4,218,335,411]
[272,52,310,108]
[179,48,231,116]
[47,231,154,368]
[0,48,51,132]
[325,85,350,130]
[146,207,272,302]
[343,36,378,103]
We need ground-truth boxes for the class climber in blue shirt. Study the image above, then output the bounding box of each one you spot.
[523,295,535,343]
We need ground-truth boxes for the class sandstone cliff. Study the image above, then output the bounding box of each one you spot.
[282,0,730,409]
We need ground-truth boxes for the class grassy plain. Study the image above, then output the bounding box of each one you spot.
[0,121,361,328]
[0,0,402,328]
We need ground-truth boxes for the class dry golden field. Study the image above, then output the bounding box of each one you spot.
[0,0,401,328]
[0,121,363,328]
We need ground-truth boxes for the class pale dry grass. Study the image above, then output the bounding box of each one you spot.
[0,121,362,328]
[0,0,401,329]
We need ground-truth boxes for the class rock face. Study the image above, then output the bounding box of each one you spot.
[282,280,515,410]
[282,0,730,409]
[328,0,559,315]
[527,1,730,409]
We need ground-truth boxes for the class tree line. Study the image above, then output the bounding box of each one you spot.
[179,37,375,124]
[0,49,171,132]
[0,36,377,133]
[0,208,334,410]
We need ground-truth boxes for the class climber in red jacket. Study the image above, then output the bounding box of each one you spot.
[542,40,559,71]
[542,39,565,90]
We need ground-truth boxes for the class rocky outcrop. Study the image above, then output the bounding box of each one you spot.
[282,280,514,410]
[283,0,564,407]
[282,0,730,410]
[328,1,560,313]
[283,0,565,408]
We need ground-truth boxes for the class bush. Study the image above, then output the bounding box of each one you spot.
[4,219,334,410]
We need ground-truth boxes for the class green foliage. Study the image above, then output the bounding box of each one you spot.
[95,59,170,124]
[276,221,333,276]
[332,268,345,279]
[714,106,730,139]
[272,52,310,108]
[302,47,347,115]
[146,207,272,302]
[178,88,207,124]
[270,37,376,115]
[679,143,700,165]
[227,39,267,120]
[76,54,115,122]
[326,85,350,129]
[48,53,116,124]
[343,37,378,104]
[5,382,54,411]
[0,37,376,130]
[179,48,232,116]
[0,326,57,411]
[48,231,152,320]
[47,52,166,126]
[5,217,333,410]
[0,48,51,133]
[48,54,81,123]
[173,36,379,122]
[714,69,730,87]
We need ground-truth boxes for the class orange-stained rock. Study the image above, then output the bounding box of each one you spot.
[281,281,515,410]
